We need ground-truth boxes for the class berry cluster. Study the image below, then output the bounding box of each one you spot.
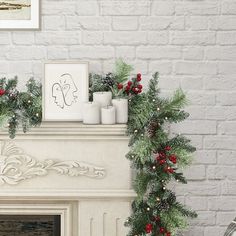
[154,146,177,174]
[145,217,171,235]
[116,73,143,95]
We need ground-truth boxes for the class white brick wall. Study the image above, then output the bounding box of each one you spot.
[1,0,236,234]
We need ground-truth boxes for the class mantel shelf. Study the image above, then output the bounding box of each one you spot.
[0,122,128,140]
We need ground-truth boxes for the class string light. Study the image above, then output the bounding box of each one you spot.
[156,197,161,202]
[36,113,39,117]
[165,117,168,120]
[157,107,160,111]
[28,100,31,104]
[152,165,156,170]
[152,99,156,102]
[134,129,138,133]
[147,207,150,211]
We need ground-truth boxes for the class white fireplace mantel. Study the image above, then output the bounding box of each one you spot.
[0,122,134,236]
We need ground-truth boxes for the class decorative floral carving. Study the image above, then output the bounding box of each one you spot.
[0,141,106,185]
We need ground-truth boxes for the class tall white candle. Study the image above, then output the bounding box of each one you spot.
[93,91,112,107]
[101,106,116,125]
[112,98,128,124]
[83,102,100,124]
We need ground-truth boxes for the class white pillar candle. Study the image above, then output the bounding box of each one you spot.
[112,98,128,124]
[83,102,100,124]
[93,91,112,107]
[101,106,116,125]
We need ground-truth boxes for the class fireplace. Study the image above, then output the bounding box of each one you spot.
[0,123,134,236]
[0,215,61,236]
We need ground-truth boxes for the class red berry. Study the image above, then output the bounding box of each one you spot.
[145,223,153,233]
[159,152,166,158]
[127,81,132,86]
[159,159,166,165]
[125,85,131,91]
[132,87,139,94]
[0,89,5,96]
[137,77,142,82]
[160,227,165,233]
[137,73,142,78]
[138,89,142,94]
[117,83,123,90]
[166,232,171,236]
[168,167,174,173]
[165,146,171,151]
[155,216,161,222]
[137,84,143,89]
[169,154,177,164]
[165,166,174,173]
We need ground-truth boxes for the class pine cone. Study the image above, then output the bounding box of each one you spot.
[147,120,159,138]
[102,73,115,87]
[167,192,176,204]
[157,200,169,212]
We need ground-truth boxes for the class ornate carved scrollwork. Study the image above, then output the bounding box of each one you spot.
[0,141,106,185]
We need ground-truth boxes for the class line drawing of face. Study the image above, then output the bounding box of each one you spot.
[52,73,78,109]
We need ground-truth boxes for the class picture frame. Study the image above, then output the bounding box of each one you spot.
[0,1,40,30]
[43,61,89,121]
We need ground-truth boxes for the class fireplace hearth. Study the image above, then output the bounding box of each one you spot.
[0,215,61,236]
[0,123,134,236]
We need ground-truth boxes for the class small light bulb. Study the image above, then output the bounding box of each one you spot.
[152,166,156,170]
[165,117,168,120]
[157,107,160,111]
[147,207,150,211]
[141,134,144,137]
[163,187,166,190]
[153,99,156,102]
[156,197,160,202]
[28,100,31,103]
[134,130,138,133]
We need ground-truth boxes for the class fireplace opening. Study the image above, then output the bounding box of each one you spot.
[0,215,61,236]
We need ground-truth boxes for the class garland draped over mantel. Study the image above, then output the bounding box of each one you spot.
[0,61,197,235]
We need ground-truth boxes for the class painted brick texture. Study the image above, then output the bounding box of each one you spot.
[1,0,236,234]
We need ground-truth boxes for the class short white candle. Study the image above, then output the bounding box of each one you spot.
[112,98,128,124]
[83,102,100,124]
[93,91,112,107]
[101,106,116,125]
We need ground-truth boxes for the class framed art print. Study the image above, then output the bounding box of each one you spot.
[0,0,40,29]
[43,61,89,121]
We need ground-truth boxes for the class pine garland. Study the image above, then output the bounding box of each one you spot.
[0,77,42,138]
[0,61,197,235]
[125,72,197,236]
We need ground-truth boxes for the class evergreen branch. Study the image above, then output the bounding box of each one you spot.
[114,59,133,84]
